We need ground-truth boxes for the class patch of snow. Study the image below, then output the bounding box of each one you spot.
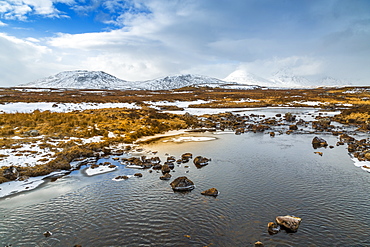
[84,165,117,176]
[0,102,140,114]
[163,136,216,143]
[0,177,46,198]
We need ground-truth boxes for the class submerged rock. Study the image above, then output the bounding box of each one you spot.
[254,241,265,247]
[43,231,52,237]
[276,215,302,232]
[134,173,143,177]
[160,173,172,180]
[201,188,219,196]
[267,222,280,234]
[161,164,171,174]
[170,176,195,191]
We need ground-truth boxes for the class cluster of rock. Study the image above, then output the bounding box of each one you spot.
[267,215,302,234]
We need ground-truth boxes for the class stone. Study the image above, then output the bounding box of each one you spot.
[170,176,195,191]
[193,156,210,167]
[161,164,171,174]
[134,173,143,177]
[254,241,265,247]
[312,136,328,149]
[3,166,19,180]
[269,132,275,137]
[267,222,280,234]
[276,215,302,232]
[289,124,298,130]
[43,231,52,237]
[160,173,172,180]
[314,151,323,156]
[201,188,219,196]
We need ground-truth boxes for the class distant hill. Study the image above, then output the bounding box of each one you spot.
[19,70,257,90]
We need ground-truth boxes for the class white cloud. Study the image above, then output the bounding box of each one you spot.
[0,20,7,26]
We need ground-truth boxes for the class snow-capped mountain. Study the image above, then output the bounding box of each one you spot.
[19,71,243,90]
[224,68,345,88]
[19,70,134,90]
[135,74,228,90]
[223,69,275,87]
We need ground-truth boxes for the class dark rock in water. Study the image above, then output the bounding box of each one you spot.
[3,166,19,180]
[164,161,175,169]
[269,132,275,137]
[312,136,328,149]
[161,164,171,174]
[193,156,210,167]
[201,188,219,196]
[160,173,172,180]
[254,241,265,247]
[134,173,143,177]
[43,231,52,237]
[181,152,193,163]
[170,176,195,191]
[276,215,302,232]
[152,164,162,170]
[289,124,298,130]
[115,175,129,180]
[284,112,296,122]
[267,222,280,234]
[167,156,176,162]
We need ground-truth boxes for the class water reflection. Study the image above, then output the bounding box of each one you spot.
[0,114,370,246]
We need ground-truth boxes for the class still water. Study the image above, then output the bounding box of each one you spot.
[1,112,369,246]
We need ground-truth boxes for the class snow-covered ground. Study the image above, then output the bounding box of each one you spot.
[0,102,139,113]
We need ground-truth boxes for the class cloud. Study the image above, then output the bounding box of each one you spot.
[1,0,370,86]
[0,0,74,20]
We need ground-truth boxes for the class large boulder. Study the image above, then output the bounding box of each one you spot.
[276,215,302,232]
[3,166,19,180]
[170,176,195,191]
[201,188,219,196]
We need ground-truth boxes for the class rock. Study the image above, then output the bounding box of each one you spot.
[267,222,280,234]
[284,112,296,122]
[115,175,129,180]
[181,153,193,163]
[134,173,143,177]
[170,176,195,191]
[269,132,275,137]
[276,215,302,232]
[289,124,298,130]
[201,188,219,196]
[43,231,52,237]
[365,152,370,161]
[312,136,328,149]
[314,151,323,156]
[254,241,265,247]
[161,164,171,174]
[3,166,19,180]
[193,156,210,167]
[24,129,40,137]
[160,173,172,180]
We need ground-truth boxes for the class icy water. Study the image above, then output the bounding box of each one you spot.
[1,110,370,246]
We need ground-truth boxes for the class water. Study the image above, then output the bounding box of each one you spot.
[1,115,370,246]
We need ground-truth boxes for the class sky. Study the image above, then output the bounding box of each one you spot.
[0,0,370,86]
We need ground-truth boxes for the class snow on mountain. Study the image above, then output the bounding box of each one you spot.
[135,74,228,90]
[269,69,311,87]
[223,69,275,87]
[19,70,134,90]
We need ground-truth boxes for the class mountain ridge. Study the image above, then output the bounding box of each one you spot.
[19,69,346,90]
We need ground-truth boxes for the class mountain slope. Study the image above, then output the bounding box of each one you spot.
[223,69,275,87]
[19,70,133,89]
[135,74,228,90]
